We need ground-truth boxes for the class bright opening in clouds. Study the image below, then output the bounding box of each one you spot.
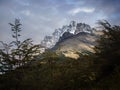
[68,7,95,15]
[0,0,120,44]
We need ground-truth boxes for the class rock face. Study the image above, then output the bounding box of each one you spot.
[41,21,93,48]
[52,32,98,59]
[41,21,102,59]
[75,23,92,34]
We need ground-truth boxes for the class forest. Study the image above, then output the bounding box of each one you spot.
[0,19,120,90]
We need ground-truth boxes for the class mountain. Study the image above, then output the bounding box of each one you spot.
[52,32,99,59]
[41,21,102,58]
[41,21,93,48]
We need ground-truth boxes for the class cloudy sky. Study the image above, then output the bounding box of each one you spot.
[0,0,120,44]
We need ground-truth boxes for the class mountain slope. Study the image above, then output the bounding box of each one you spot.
[52,32,99,59]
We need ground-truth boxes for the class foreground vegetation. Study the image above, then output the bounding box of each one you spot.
[0,20,120,90]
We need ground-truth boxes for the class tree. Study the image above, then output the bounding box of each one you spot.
[0,19,41,73]
[94,20,120,78]
[95,20,120,62]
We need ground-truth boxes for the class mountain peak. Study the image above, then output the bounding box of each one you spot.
[41,21,93,48]
[70,21,76,27]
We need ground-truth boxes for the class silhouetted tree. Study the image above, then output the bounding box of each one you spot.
[94,20,120,78]
[0,19,41,73]
[95,20,120,63]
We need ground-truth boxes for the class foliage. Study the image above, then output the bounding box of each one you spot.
[0,19,41,73]
[95,20,120,61]
[94,20,120,79]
